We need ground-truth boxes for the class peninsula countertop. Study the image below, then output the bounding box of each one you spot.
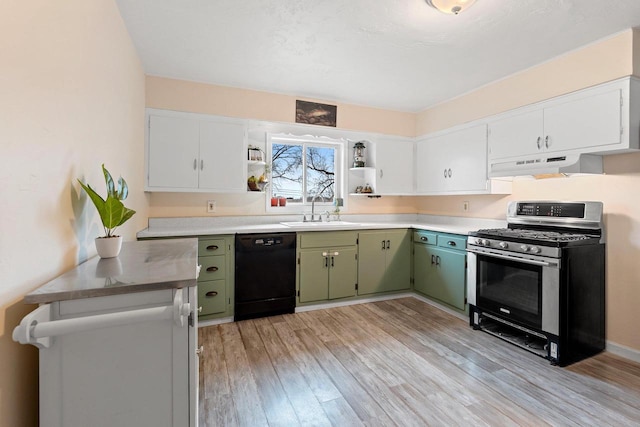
[136,214,507,239]
[24,239,198,304]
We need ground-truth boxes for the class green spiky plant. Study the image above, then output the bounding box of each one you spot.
[77,164,136,238]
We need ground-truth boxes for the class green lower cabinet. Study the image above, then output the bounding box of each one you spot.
[413,243,466,310]
[298,247,358,303]
[198,279,227,315]
[197,235,234,320]
[358,229,411,295]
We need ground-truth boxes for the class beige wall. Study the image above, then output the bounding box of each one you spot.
[416,30,635,135]
[0,1,146,425]
[146,76,418,217]
[416,29,640,351]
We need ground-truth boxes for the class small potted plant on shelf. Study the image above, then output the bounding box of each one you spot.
[77,164,136,258]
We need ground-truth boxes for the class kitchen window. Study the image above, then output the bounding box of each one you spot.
[267,134,345,211]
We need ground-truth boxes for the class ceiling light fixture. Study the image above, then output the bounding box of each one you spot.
[425,0,477,15]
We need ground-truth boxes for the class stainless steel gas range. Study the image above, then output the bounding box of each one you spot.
[467,201,606,366]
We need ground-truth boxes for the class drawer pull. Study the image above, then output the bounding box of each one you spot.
[206,245,219,251]
[420,236,428,242]
[205,291,218,297]
[447,241,457,247]
[206,266,219,272]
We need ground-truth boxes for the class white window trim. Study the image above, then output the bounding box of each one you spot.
[266,133,347,214]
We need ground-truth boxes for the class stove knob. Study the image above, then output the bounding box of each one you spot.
[520,245,529,252]
[499,241,509,249]
[475,238,483,245]
[482,239,490,246]
[530,246,541,254]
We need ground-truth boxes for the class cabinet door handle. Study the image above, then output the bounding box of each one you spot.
[443,169,447,178]
[205,291,218,297]
[381,240,386,250]
[536,137,542,149]
[206,245,219,251]
[431,255,435,265]
[545,135,550,149]
[200,159,204,170]
[324,256,328,268]
[206,266,219,272]
[386,240,390,249]
[448,168,452,178]
[447,241,456,247]
[331,256,334,267]
[420,236,428,242]
[436,256,441,266]
[380,169,384,179]
[193,159,197,170]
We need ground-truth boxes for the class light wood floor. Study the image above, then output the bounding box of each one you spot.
[197,298,640,426]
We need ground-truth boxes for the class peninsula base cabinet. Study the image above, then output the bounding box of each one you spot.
[413,231,467,311]
[357,229,411,295]
[36,287,198,427]
[297,231,358,303]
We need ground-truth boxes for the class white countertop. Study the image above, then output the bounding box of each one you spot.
[136,214,506,239]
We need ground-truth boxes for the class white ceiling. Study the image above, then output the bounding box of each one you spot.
[115,0,640,112]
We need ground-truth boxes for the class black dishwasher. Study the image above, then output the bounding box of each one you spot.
[234,233,296,321]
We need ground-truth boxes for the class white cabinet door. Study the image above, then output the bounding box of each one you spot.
[416,124,488,194]
[543,89,622,153]
[448,124,488,192]
[148,115,200,189]
[376,138,414,194]
[416,137,445,193]
[199,120,246,192]
[488,109,543,160]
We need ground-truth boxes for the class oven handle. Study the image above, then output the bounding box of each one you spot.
[467,248,559,268]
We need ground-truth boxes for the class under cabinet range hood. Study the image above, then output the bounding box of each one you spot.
[489,153,603,178]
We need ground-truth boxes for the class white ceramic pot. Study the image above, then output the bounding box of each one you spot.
[95,236,123,258]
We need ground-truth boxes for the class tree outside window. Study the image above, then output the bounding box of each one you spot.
[270,140,338,206]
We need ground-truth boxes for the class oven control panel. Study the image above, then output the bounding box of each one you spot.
[516,202,585,218]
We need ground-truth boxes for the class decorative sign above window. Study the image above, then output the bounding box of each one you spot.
[295,100,337,127]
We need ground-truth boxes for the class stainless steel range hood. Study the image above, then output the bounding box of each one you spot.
[489,153,603,178]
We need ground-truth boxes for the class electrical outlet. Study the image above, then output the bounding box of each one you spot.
[207,200,216,213]
[463,201,469,212]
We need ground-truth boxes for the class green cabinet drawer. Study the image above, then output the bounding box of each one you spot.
[437,234,466,251]
[413,230,437,245]
[299,231,358,249]
[198,280,226,315]
[198,255,226,282]
[198,238,226,256]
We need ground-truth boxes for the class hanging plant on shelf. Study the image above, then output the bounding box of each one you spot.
[77,164,136,258]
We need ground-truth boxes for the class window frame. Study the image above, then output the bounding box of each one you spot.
[266,133,346,214]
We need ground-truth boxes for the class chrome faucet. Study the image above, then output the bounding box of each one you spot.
[304,192,323,222]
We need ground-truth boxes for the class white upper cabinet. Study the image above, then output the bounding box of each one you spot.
[148,115,200,189]
[375,138,414,195]
[416,124,491,194]
[146,109,246,192]
[488,78,638,161]
[198,119,246,192]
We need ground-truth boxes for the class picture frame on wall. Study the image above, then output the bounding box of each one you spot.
[295,100,337,127]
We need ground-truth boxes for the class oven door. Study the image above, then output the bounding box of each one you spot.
[467,247,560,335]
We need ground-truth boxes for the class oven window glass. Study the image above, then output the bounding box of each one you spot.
[477,255,542,329]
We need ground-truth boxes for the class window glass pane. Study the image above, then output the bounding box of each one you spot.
[271,143,303,203]
[306,146,335,203]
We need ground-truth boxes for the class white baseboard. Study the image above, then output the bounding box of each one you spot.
[410,293,468,321]
[198,316,233,327]
[295,292,414,313]
[606,340,640,363]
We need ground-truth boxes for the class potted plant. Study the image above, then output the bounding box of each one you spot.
[77,164,136,258]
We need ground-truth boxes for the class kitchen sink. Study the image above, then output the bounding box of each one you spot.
[280,221,361,228]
